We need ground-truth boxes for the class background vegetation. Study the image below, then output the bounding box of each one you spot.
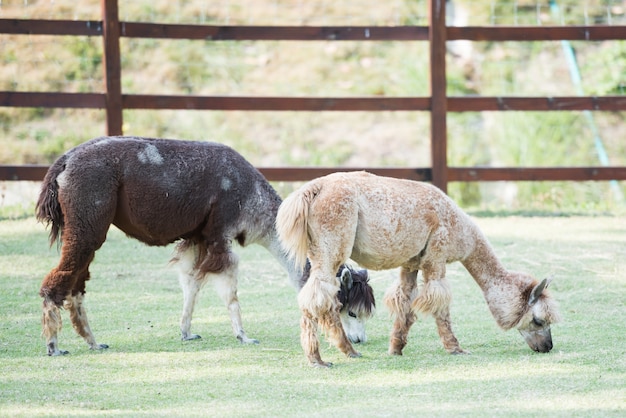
[1,216,625,416]
[0,0,625,215]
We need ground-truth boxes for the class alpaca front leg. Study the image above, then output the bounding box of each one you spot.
[388,312,416,355]
[384,268,418,355]
[213,270,259,345]
[178,270,204,341]
[65,293,108,351]
[434,312,468,355]
[413,277,468,354]
[42,298,68,356]
[175,244,211,341]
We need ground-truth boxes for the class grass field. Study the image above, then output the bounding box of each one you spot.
[0,215,625,417]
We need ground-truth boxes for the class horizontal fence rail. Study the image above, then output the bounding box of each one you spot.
[3,20,626,41]
[0,165,434,183]
[1,0,625,191]
[4,93,626,112]
[3,164,625,184]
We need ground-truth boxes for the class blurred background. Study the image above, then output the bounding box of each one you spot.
[1,0,625,215]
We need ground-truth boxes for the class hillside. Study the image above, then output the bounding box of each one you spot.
[0,0,625,211]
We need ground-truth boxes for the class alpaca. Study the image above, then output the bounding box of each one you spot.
[36,136,374,356]
[276,171,560,367]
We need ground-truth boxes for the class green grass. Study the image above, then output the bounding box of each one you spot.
[1,216,625,417]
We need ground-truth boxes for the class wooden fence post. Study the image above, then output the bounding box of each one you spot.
[101,0,123,135]
[429,0,448,192]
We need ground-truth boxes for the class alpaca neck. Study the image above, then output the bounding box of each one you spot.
[262,226,306,291]
[461,230,509,290]
[460,231,531,329]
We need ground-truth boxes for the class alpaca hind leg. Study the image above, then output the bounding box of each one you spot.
[300,312,330,368]
[212,260,259,344]
[384,268,418,355]
[40,182,114,355]
[297,264,359,366]
[298,190,360,365]
[66,291,108,351]
[42,298,66,356]
[40,253,97,356]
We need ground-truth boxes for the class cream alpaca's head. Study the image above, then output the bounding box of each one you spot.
[516,277,561,353]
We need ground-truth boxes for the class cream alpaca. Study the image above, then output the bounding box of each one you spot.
[276,171,560,368]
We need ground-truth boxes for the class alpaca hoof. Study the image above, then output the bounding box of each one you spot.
[182,334,201,341]
[311,361,333,368]
[91,343,109,350]
[451,348,470,355]
[237,335,260,344]
[388,349,403,356]
[47,343,69,356]
[348,351,362,358]
[48,349,69,356]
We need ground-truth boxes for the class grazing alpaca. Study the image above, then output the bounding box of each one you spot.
[276,171,560,367]
[36,136,374,356]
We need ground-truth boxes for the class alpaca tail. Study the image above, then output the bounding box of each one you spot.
[36,154,68,246]
[276,181,322,271]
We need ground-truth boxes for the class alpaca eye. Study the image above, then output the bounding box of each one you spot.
[532,317,545,327]
[348,311,357,318]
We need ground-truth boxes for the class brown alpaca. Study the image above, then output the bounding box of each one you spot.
[36,136,374,356]
[276,171,560,367]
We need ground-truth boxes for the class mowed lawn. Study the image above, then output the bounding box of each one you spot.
[0,216,624,417]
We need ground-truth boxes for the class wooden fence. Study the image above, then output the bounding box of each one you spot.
[1,0,626,192]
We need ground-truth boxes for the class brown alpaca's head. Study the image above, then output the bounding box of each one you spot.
[516,277,561,353]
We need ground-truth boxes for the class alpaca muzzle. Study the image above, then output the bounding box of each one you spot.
[519,327,553,353]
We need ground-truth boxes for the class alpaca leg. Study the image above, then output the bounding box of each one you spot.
[299,293,359,368]
[42,298,66,356]
[296,189,360,365]
[384,268,418,355]
[414,227,468,354]
[300,311,330,368]
[297,263,359,366]
[413,273,467,354]
[40,252,97,356]
[175,242,257,344]
[179,272,204,341]
[212,262,259,345]
[40,181,115,356]
[66,291,108,351]
[434,307,468,355]
[176,246,206,341]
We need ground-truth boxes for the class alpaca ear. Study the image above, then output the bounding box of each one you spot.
[340,267,353,290]
[528,278,549,306]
